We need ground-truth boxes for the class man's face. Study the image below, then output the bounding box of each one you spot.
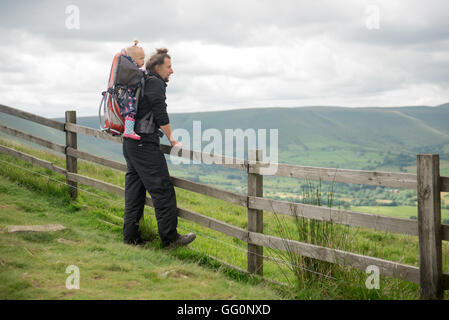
[155,57,173,82]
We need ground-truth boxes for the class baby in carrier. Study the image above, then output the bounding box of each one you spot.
[121,40,146,140]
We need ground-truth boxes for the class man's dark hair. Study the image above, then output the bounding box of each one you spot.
[146,48,171,73]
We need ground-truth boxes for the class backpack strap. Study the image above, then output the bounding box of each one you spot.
[134,73,162,135]
[134,71,149,114]
[135,109,156,135]
[139,76,146,100]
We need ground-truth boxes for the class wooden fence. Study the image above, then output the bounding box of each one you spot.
[1,103,449,299]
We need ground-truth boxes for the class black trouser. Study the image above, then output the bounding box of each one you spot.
[122,136,179,246]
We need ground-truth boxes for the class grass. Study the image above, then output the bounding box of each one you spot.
[0,143,286,299]
[269,180,351,291]
[1,137,449,299]
[0,175,288,299]
[442,167,449,176]
[350,205,449,221]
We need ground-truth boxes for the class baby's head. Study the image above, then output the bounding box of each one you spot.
[126,40,145,68]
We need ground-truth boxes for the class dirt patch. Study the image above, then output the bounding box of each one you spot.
[6,224,66,233]
[57,238,79,245]
[0,204,16,209]
[159,268,194,279]
[21,273,41,288]
[125,280,141,288]
[60,291,76,298]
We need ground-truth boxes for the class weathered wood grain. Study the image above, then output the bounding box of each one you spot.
[65,147,247,206]
[66,147,127,172]
[177,207,249,242]
[171,176,247,207]
[0,124,66,154]
[66,172,125,197]
[65,122,247,170]
[160,144,248,171]
[247,150,264,275]
[250,163,417,189]
[247,231,420,284]
[441,175,449,192]
[0,144,66,175]
[64,122,122,144]
[6,224,66,233]
[65,111,78,200]
[248,196,423,237]
[417,154,443,299]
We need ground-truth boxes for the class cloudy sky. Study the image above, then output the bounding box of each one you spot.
[1,0,448,117]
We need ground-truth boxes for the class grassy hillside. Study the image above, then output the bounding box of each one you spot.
[0,151,284,299]
[0,179,282,299]
[166,104,449,158]
[1,137,449,299]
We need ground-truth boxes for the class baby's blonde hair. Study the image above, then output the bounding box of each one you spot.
[126,40,145,62]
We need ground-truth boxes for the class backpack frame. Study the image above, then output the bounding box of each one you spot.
[99,50,146,136]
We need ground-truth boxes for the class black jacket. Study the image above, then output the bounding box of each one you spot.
[135,72,169,138]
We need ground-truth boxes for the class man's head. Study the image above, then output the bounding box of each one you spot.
[145,48,173,82]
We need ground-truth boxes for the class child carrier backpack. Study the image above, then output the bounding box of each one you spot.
[99,49,146,136]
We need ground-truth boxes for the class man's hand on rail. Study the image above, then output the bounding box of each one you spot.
[159,123,182,148]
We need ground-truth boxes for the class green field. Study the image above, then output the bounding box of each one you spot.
[1,138,449,299]
[350,206,449,221]
[0,164,283,300]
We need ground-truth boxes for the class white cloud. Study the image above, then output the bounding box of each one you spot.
[0,0,448,118]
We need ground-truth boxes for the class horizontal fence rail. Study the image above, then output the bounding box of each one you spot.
[2,121,448,240]
[65,121,449,190]
[250,162,419,190]
[1,104,449,298]
[0,104,65,131]
[65,122,248,171]
[251,196,414,235]
[0,123,66,154]
[3,116,449,192]
[0,144,67,175]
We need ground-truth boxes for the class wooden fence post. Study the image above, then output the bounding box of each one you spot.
[248,149,263,276]
[417,154,443,299]
[65,111,78,200]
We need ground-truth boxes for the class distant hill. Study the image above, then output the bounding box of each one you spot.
[0,112,125,162]
[1,103,449,171]
[172,104,449,149]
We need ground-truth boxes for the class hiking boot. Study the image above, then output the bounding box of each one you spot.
[165,233,196,249]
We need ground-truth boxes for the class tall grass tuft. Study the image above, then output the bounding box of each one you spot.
[270,179,353,292]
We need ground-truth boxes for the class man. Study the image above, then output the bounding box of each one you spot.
[122,48,196,248]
